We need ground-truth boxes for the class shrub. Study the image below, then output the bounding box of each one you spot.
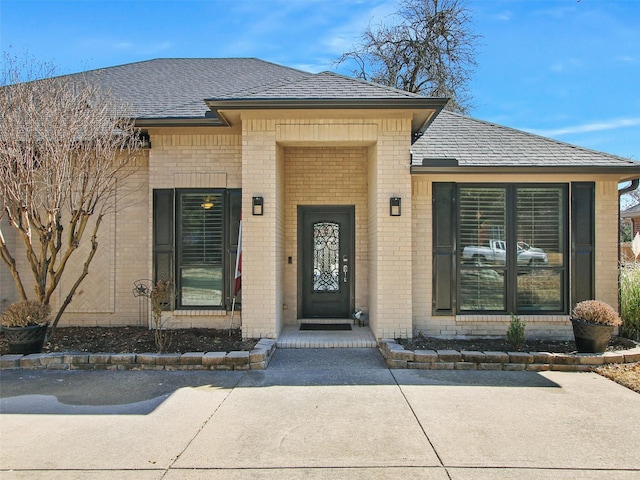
[507,313,526,350]
[0,301,51,328]
[620,262,640,340]
[150,280,173,353]
[572,300,622,327]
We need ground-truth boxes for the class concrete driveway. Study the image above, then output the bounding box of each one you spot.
[1,348,639,479]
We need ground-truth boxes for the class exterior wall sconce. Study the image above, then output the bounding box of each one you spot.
[390,197,401,216]
[252,196,264,216]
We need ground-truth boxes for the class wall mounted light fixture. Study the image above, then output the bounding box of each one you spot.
[390,197,401,216]
[252,196,264,216]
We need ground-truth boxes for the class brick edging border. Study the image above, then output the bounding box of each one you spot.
[378,338,640,371]
[0,338,277,371]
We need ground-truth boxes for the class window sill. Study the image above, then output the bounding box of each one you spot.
[456,314,569,323]
[174,310,228,316]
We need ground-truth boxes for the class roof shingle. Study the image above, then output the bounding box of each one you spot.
[57,57,638,170]
[81,58,311,118]
[413,110,639,168]
[217,71,424,100]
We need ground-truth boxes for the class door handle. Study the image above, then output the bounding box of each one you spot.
[343,264,348,283]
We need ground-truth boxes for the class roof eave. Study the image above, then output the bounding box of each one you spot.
[205,97,448,109]
[205,97,449,135]
[411,164,640,179]
[135,117,225,128]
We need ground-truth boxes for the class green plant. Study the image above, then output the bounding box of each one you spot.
[620,262,640,340]
[507,313,526,350]
[0,300,51,328]
[150,280,173,353]
[572,300,622,326]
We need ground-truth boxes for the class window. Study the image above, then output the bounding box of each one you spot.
[153,189,241,309]
[433,183,570,315]
[458,185,567,313]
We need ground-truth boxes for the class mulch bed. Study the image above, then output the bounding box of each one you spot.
[0,326,635,356]
[397,334,634,354]
[0,327,257,355]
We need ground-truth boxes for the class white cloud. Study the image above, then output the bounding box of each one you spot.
[526,117,640,137]
[550,58,584,73]
[616,55,636,64]
[113,41,133,50]
[495,10,512,21]
[90,38,173,55]
[320,0,398,56]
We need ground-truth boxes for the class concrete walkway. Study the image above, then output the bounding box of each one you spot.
[1,348,639,479]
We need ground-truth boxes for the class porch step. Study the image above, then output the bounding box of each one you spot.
[276,324,377,349]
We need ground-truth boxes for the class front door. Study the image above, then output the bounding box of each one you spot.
[299,206,354,318]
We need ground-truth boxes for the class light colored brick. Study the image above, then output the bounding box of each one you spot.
[225,351,250,366]
[455,362,477,370]
[180,352,204,365]
[483,352,509,363]
[623,348,640,363]
[414,350,438,363]
[461,351,485,363]
[0,354,23,369]
[437,350,462,362]
[203,352,226,366]
[508,352,533,364]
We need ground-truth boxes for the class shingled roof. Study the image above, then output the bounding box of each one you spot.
[412,110,639,170]
[622,203,640,217]
[216,71,423,100]
[66,57,638,172]
[81,58,311,119]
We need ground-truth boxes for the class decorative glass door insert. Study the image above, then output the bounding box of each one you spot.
[313,222,340,292]
[299,206,354,318]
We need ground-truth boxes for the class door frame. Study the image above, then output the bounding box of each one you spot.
[297,205,355,318]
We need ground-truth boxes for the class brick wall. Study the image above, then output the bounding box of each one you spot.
[412,173,622,339]
[282,146,369,323]
[56,133,244,328]
[241,120,280,338]
[146,133,243,329]
[0,217,18,312]
[4,118,624,342]
[369,119,413,339]
[240,114,415,339]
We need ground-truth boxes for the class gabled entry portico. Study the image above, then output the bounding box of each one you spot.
[237,113,430,341]
[204,71,447,341]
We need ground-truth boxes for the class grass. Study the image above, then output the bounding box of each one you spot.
[592,262,640,393]
[596,363,640,394]
[620,261,640,341]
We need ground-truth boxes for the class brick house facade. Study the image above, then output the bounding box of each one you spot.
[2,58,639,340]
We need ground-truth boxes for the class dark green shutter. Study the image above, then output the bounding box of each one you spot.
[433,183,456,314]
[571,182,595,307]
[153,189,174,307]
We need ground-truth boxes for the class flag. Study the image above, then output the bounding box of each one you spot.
[233,217,242,297]
[632,231,640,260]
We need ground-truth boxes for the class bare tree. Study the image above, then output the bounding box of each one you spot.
[0,53,143,329]
[336,0,480,114]
[622,186,640,208]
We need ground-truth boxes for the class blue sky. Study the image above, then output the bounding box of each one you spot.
[1,0,639,162]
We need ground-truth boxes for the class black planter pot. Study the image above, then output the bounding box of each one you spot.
[570,318,614,353]
[3,324,48,354]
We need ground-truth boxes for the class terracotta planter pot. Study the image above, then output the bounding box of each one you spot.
[570,318,614,353]
[3,324,48,354]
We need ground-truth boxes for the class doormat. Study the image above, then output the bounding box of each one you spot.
[300,323,352,331]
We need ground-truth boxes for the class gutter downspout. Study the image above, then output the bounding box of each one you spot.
[619,178,639,197]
